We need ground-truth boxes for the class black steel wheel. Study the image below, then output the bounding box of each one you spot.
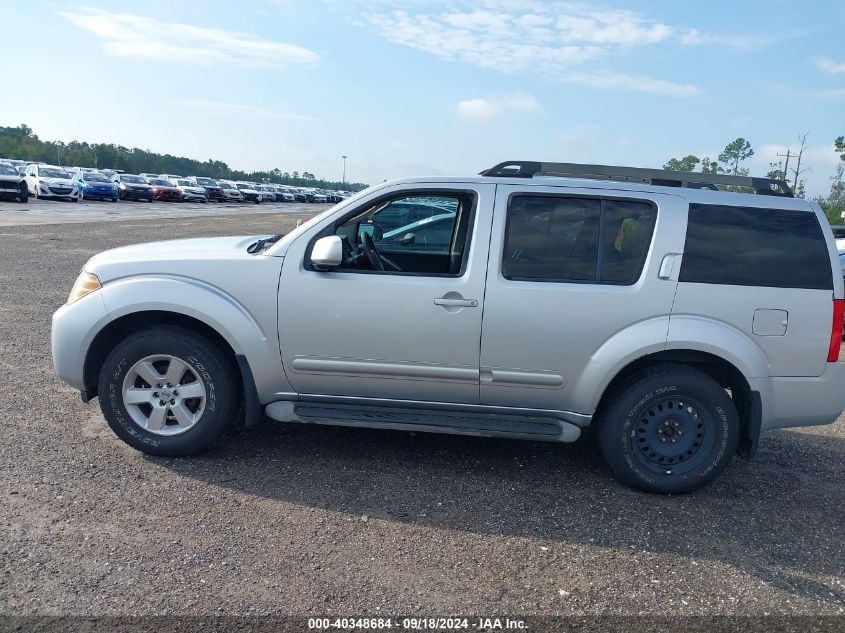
[597,364,739,494]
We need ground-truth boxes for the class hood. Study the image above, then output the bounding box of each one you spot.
[41,177,74,186]
[180,186,206,193]
[85,235,280,282]
[84,181,115,187]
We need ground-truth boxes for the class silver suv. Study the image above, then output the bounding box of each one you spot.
[51,161,845,494]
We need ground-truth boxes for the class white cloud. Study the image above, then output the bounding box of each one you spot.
[59,7,319,67]
[172,100,317,122]
[457,93,541,121]
[363,2,706,96]
[814,56,845,74]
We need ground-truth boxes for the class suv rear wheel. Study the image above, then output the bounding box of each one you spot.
[97,326,239,456]
[596,364,739,494]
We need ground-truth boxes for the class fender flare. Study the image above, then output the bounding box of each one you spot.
[96,275,286,401]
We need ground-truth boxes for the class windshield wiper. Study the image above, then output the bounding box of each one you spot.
[247,234,283,254]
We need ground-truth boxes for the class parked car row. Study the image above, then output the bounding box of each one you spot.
[0,159,354,205]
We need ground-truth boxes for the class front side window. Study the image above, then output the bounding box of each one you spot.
[502,195,656,284]
[324,193,471,276]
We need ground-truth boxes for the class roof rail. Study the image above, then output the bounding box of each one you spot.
[479,161,793,197]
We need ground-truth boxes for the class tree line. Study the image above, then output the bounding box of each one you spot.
[0,124,368,192]
[664,135,845,224]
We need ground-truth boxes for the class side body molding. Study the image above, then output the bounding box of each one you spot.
[97,275,291,401]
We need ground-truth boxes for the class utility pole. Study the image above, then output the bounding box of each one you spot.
[776,149,792,182]
[342,155,347,184]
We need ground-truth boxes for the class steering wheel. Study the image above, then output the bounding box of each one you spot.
[361,232,384,271]
[361,232,402,272]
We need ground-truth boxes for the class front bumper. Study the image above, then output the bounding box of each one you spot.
[51,291,112,392]
[182,192,208,201]
[154,190,182,201]
[39,184,78,198]
[83,187,118,199]
[121,188,154,200]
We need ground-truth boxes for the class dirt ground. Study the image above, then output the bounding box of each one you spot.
[0,210,842,621]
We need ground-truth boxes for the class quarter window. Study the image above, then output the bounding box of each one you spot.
[679,204,832,290]
[502,195,656,284]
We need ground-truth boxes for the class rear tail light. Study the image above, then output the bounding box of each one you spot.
[827,299,844,362]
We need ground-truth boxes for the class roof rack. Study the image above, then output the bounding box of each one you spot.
[479,161,793,197]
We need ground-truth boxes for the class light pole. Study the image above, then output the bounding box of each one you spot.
[342,155,347,184]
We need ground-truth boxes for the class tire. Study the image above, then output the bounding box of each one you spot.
[97,326,240,457]
[18,185,28,203]
[596,364,739,494]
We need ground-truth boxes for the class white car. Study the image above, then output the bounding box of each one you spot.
[274,186,295,202]
[235,182,262,204]
[172,179,208,202]
[217,180,244,202]
[24,164,79,201]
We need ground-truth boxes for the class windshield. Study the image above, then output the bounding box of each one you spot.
[219,182,234,189]
[176,180,193,186]
[121,175,145,183]
[196,178,215,186]
[0,165,18,176]
[237,184,252,190]
[40,167,70,179]
[149,179,170,186]
[86,173,110,182]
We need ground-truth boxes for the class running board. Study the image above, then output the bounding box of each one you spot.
[264,401,581,442]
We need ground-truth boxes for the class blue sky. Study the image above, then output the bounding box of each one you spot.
[1,1,843,194]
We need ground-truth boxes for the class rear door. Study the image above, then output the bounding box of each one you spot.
[670,202,834,376]
[479,185,686,412]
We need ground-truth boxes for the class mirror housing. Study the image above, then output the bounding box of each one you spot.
[400,232,416,246]
[310,235,343,270]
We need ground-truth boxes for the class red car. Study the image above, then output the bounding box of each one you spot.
[148,178,183,202]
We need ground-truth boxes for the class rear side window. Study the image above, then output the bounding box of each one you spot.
[502,195,656,284]
[680,204,832,290]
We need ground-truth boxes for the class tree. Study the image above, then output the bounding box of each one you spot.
[718,138,754,175]
[700,157,721,174]
[663,155,700,172]
[0,123,370,192]
[766,161,785,180]
[788,132,810,195]
[815,136,845,224]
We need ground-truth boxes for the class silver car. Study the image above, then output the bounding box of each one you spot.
[51,161,845,493]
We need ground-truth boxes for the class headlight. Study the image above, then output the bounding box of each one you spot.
[67,271,101,305]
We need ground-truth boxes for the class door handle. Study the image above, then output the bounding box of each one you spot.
[434,297,478,308]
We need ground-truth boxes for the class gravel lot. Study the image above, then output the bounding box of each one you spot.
[0,207,843,620]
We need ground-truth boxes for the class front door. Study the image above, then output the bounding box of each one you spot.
[277,184,495,404]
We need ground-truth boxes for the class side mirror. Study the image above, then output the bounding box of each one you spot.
[310,235,343,270]
[400,232,416,246]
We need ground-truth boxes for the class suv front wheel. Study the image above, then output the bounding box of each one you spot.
[597,364,739,494]
[97,326,239,456]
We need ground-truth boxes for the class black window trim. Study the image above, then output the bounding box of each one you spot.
[304,188,479,279]
[501,191,658,286]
